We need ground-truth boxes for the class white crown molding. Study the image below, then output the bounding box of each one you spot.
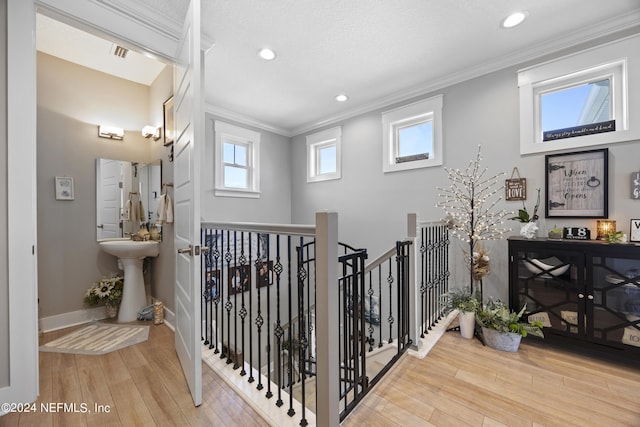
[95,0,182,41]
[205,102,293,137]
[289,10,640,137]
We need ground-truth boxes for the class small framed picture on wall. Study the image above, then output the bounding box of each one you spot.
[630,219,640,243]
[55,176,74,200]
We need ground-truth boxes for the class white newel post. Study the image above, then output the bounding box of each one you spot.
[407,213,420,349]
[315,211,339,427]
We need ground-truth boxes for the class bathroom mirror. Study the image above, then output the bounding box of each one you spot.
[96,158,162,241]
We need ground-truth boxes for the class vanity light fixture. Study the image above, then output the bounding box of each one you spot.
[142,125,161,141]
[501,11,528,29]
[257,48,277,61]
[98,125,124,140]
[335,94,349,102]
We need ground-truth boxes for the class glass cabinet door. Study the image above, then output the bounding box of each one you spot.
[510,243,585,338]
[590,252,640,350]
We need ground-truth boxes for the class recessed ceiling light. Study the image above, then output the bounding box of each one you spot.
[335,94,348,102]
[501,11,528,29]
[257,48,277,61]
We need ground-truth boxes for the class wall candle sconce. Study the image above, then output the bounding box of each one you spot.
[98,125,124,140]
[596,220,616,240]
[142,125,161,141]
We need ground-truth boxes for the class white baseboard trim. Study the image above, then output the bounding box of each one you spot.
[409,310,457,359]
[39,306,108,333]
[39,302,177,333]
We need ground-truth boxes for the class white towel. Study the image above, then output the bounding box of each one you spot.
[156,194,174,224]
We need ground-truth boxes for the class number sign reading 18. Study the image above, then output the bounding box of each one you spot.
[563,227,591,240]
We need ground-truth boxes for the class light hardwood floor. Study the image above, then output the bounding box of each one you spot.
[2,324,639,426]
[343,332,640,427]
[0,323,267,427]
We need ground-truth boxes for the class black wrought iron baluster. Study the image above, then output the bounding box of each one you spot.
[297,238,307,426]
[387,258,394,344]
[223,230,232,363]
[377,265,383,348]
[420,227,427,336]
[201,228,209,345]
[274,235,284,407]
[264,233,273,398]
[237,231,247,374]
[367,271,374,351]
[254,237,266,390]
[248,233,254,383]
[212,230,221,352]
[286,236,295,417]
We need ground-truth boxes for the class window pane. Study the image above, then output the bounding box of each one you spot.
[223,142,235,163]
[318,145,336,175]
[235,144,247,166]
[224,166,248,189]
[223,141,248,166]
[398,121,432,158]
[541,79,611,133]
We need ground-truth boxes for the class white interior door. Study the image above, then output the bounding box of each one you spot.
[96,158,121,239]
[173,0,203,407]
[0,0,39,409]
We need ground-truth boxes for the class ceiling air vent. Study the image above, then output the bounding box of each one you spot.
[111,44,129,59]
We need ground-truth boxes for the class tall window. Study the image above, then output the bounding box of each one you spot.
[215,121,260,197]
[382,95,443,173]
[307,126,341,183]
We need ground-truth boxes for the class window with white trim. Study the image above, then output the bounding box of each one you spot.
[382,95,443,173]
[518,33,640,154]
[214,121,260,198]
[306,126,341,183]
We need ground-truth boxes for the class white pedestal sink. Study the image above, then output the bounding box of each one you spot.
[98,239,160,322]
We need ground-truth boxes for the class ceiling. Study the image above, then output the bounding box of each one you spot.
[36,0,640,136]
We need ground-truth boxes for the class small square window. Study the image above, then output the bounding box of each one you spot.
[307,126,341,183]
[382,95,443,173]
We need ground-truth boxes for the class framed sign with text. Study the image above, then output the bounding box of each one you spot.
[545,148,608,218]
[631,219,640,243]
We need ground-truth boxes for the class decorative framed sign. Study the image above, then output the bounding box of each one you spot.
[545,148,608,218]
[163,95,174,147]
[630,219,640,243]
[505,167,526,201]
[55,176,74,200]
[632,172,640,199]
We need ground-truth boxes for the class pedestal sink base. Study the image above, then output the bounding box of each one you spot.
[118,258,148,322]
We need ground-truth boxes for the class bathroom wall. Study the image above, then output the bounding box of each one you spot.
[0,0,9,388]
[37,52,156,319]
[291,28,640,302]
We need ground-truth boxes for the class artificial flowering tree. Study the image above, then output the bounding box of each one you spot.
[436,145,511,301]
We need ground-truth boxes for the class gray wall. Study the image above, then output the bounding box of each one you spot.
[37,52,160,318]
[1,0,9,388]
[201,115,292,224]
[291,30,640,302]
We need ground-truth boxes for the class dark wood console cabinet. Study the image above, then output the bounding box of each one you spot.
[508,237,640,358]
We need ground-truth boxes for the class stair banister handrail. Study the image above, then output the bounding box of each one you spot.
[201,220,315,237]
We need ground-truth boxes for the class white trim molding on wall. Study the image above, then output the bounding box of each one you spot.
[518,33,640,155]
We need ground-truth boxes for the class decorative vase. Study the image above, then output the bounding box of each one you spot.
[481,327,522,352]
[520,221,539,239]
[458,311,476,339]
[105,303,118,319]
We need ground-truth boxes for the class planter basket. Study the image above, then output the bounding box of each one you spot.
[481,327,522,352]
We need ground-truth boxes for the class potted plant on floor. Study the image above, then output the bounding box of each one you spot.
[441,287,480,339]
[476,299,544,352]
[84,274,124,318]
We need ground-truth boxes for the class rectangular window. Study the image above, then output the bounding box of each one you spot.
[215,121,260,198]
[382,95,443,173]
[518,33,640,154]
[307,126,341,183]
